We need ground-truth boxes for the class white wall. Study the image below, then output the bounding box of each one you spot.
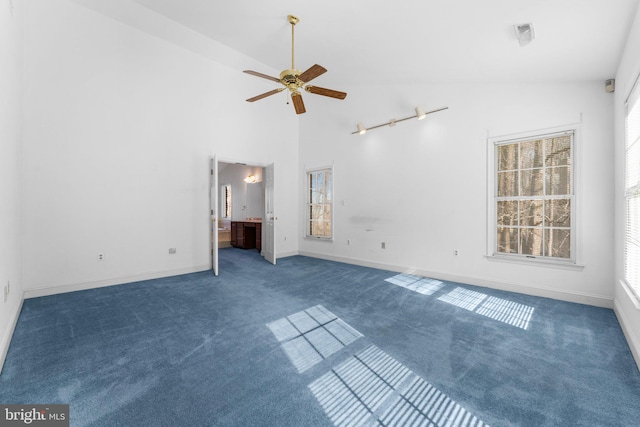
[299,81,615,307]
[614,4,640,369]
[21,0,299,297]
[0,0,24,371]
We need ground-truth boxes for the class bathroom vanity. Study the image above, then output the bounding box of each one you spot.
[231,220,262,251]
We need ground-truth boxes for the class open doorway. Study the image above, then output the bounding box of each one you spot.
[210,159,275,275]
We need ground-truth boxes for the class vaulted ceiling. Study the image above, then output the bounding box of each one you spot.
[129,0,639,86]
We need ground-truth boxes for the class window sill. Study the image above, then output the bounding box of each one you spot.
[304,236,333,243]
[485,254,585,271]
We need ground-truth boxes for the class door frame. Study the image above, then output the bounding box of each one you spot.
[210,156,219,275]
[264,163,276,265]
[211,156,276,271]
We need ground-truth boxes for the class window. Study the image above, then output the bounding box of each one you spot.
[493,130,574,262]
[625,78,640,298]
[221,184,231,219]
[306,168,333,239]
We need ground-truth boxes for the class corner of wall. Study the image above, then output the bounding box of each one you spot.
[613,281,640,372]
[0,294,24,375]
[613,299,640,372]
[0,0,25,376]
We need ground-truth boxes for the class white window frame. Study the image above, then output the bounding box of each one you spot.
[486,126,583,269]
[624,74,640,301]
[305,167,333,241]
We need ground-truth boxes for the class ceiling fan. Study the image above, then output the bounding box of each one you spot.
[243,15,347,114]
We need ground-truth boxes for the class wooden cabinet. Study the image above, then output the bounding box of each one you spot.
[231,221,262,251]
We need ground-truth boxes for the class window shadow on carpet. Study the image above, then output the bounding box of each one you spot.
[438,287,534,330]
[385,274,445,296]
[267,305,363,373]
[309,345,489,427]
[385,274,534,330]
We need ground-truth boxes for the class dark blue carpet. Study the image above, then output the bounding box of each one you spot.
[1,248,639,426]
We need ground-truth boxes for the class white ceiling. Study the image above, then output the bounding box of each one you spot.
[129,0,639,86]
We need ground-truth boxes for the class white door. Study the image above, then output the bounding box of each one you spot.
[210,156,219,275]
[264,163,276,265]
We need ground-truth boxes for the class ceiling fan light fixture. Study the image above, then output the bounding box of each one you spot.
[415,106,427,120]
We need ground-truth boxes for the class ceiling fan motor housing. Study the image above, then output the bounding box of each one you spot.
[280,69,303,92]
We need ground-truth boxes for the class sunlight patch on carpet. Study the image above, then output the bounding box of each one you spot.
[475,296,535,330]
[438,287,487,311]
[267,305,363,373]
[385,274,445,296]
[309,345,489,427]
[438,287,534,330]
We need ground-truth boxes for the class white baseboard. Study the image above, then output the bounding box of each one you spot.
[277,250,300,259]
[298,251,614,308]
[613,280,640,369]
[24,265,211,299]
[0,295,24,375]
[614,299,640,372]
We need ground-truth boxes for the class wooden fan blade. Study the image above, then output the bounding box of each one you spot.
[246,88,285,102]
[305,85,347,100]
[291,92,306,114]
[243,70,281,83]
[297,64,327,83]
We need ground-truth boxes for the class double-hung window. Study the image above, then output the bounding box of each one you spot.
[493,130,575,262]
[625,78,640,298]
[306,168,333,239]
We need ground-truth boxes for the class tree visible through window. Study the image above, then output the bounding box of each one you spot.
[495,131,574,260]
[306,168,332,239]
[222,184,231,219]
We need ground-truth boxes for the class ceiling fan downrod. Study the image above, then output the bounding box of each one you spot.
[288,15,299,70]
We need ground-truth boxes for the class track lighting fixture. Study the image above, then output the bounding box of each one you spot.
[352,106,448,135]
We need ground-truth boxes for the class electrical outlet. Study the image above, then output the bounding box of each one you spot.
[169,248,177,254]
[347,239,351,245]
[381,242,386,249]
[97,253,105,261]
[453,249,459,256]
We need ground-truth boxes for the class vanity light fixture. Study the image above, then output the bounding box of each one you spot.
[352,106,448,135]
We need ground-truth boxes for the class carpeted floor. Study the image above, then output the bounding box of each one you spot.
[1,248,639,426]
